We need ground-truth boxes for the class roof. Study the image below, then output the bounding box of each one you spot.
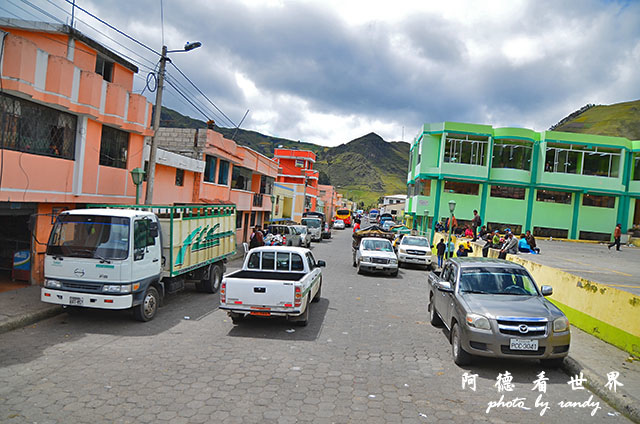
[62,208,150,218]
[0,18,139,72]
[250,246,311,255]
[449,257,525,269]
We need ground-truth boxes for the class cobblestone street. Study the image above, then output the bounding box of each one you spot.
[0,229,630,423]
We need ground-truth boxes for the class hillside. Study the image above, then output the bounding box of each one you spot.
[550,99,640,140]
[159,107,409,208]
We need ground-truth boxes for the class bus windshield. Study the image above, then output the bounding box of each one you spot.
[47,214,130,260]
[336,209,350,216]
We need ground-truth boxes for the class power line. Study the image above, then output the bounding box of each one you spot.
[61,0,161,57]
[164,77,211,122]
[18,0,64,24]
[4,0,39,20]
[164,71,228,125]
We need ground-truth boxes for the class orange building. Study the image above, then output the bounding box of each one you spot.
[273,148,319,221]
[318,184,339,222]
[155,127,278,244]
[0,19,194,284]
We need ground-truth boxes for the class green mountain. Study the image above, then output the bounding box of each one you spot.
[160,107,410,208]
[550,99,640,140]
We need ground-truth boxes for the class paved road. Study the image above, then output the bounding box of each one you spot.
[0,229,629,423]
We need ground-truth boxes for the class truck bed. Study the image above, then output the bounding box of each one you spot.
[226,270,306,282]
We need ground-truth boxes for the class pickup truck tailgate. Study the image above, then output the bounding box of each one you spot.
[224,271,304,307]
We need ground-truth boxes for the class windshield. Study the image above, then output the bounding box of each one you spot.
[459,267,539,296]
[302,219,321,228]
[294,226,307,234]
[336,209,350,216]
[402,237,429,247]
[47,214,130,260]
[362,239,393,252]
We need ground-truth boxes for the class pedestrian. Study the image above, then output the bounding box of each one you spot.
[471,209,481,241]
[478,225,487,240]
[608,223,622,251]
[456,243,468,257]
[450,214,458,233]
[436,238,446,268]
[525,230,540,254]
[249,225,264,249]
[353,220,361,233]
[499,231,518,259]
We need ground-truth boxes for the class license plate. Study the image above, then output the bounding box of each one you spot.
[510,338,538,351]
[375,266,383,270]
[250,311,270,316]
[69,296,83,306]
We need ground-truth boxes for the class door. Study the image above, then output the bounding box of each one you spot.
[442,264,458,326]
[243,213,250,243]
[305,252,321,299]
[130,217,161,285]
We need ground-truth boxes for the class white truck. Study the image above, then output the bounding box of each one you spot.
[41,204,236,321]
[220,246,325,326]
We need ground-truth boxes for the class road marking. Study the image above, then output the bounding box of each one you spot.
[599,283,640,288]
[562,258,633,277]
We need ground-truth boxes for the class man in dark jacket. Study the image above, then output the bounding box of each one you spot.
[249,225,264,249]
[471,210,481,241]
[436,238,446,268]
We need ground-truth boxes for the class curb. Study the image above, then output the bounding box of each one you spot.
[0,306,63,336]
[562,355,640,423]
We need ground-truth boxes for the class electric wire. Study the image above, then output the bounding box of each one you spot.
[164,78,211,122]
[18,0,64,24]
[164,71,228,125]
[5,0,40,20]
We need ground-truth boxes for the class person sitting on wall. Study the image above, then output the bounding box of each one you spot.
[491,230,502,249]
[478,225,488,240]
[525,230,540,254]
[464,227,473,238]
[456,243,468,257]
[518,234,537,254]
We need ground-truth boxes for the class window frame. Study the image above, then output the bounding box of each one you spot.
[99,125,129,169]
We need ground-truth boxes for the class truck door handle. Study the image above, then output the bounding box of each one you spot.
[254,287,266,293]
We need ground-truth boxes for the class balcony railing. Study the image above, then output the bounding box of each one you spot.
[253,193,263,207]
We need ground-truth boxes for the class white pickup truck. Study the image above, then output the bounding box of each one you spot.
[220,246,326,326]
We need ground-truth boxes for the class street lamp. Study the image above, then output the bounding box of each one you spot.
[144,41,202,205]
[130,167,145,205]
[448,200,456,259]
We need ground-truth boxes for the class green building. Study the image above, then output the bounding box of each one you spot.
[405,122,640,242]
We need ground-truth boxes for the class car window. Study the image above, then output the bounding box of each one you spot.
[247,252,260,269]
[403,237,429,247]
[277,252,290,271]
[459,267,538,295]
[262,252,275,270]
[448,265,457,285]
[291,254,304,271]
[306,252,315,270]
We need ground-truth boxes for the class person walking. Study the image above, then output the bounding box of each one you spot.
[249,225,264,249]
[608,223,622,251]
[471,209,481,241]
[436,238,446,268]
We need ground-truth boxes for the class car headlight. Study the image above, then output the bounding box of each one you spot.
[390,258,398,264]
[102,284,131,293]
[361,256,371,262]
[466,313,491,330]
[45,279,62,289]
[553,316,569,332]
[398,248,407,254]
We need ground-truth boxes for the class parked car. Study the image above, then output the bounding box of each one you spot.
[333,219,345,230]
[301,217,323,242]
[266,225,302,247]
[220,246,325,326]
[353,237,398,276]
[303,211,331,239]
[397,235,432,269]
[427,257,570,367]
[381,220,396,231]
[378,213,393,224]
[292,225,312,248]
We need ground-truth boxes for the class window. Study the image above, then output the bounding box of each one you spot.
[295,159,305,168]
[247,252,260,269]
[231,165,252,190]
[444,181,479,195]
[582,194,615,208]
[579,231,612,242]
[236,211,243,229]
[262,252,275,270]
[175,169,184,186]
[305,252,316,270]
[407,183,416,197]
[417,179,431,196]
[583,147,620,178]
[491,139,532,171]
[534,226,568,239]
[443,134,488,166]
[634,153,640,181]
[536,190,572,204]
[276,252,290,271]
[544,142,621,177]
[490,185,525,200]
[95,55,113,82]
[260,176,274,195]
[408,149,414,172]
[0,92,76,159]
[100,125,129,169]
[487,222,522,235]
[250,211,256,227]
[204,155,217,183]
[217,160,230,185]
[291,254,304,271]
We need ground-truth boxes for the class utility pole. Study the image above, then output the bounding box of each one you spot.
[144,45,168,205]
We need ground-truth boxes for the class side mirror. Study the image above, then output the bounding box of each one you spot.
[541,285,553,296]
[437,281,453,292]
[316,260,326,267]
[149,221,158,238]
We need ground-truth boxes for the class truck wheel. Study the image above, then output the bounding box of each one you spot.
[391,269,398,277]
[133,286,159,322]
[451,322,472,366]
[357,261,363,275]
[312,280,322,302]
[230,313,244,325]
[429,295,443,327]
[202,264,222,293]
[295,298,310,326]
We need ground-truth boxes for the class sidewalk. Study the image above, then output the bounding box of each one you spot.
[1,284,639,422]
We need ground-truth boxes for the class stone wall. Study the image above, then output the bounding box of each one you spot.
[148,128,208,159]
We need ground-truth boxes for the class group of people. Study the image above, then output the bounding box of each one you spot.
[435,209,484,241]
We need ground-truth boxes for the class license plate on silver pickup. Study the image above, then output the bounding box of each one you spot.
[69,296,83,306]
[510,338,538,351]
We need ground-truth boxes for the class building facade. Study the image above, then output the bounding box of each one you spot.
[273,149,319,220]
[318,184,338,221]
[406,121,640,242]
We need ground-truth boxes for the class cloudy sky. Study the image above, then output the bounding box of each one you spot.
[3,0,640,146]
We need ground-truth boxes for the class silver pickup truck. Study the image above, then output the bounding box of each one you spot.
[427,257,570,367]
[220,246,325,326]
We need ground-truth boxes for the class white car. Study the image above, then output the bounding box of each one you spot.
[292,225,312,248]
[397,236,432,269]
[333,219,345,230]
[353,237,398,276]
[301,217,323,242]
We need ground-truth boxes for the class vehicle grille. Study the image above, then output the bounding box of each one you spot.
[497,317,548,337]
[63,282,102,293]
[406,250,426,256]
[501,345,546,356]
[372,258,389,264]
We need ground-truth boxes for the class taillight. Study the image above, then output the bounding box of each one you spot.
[220,281,226,303]
[294,286,302,307]
[283,236,287,244]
